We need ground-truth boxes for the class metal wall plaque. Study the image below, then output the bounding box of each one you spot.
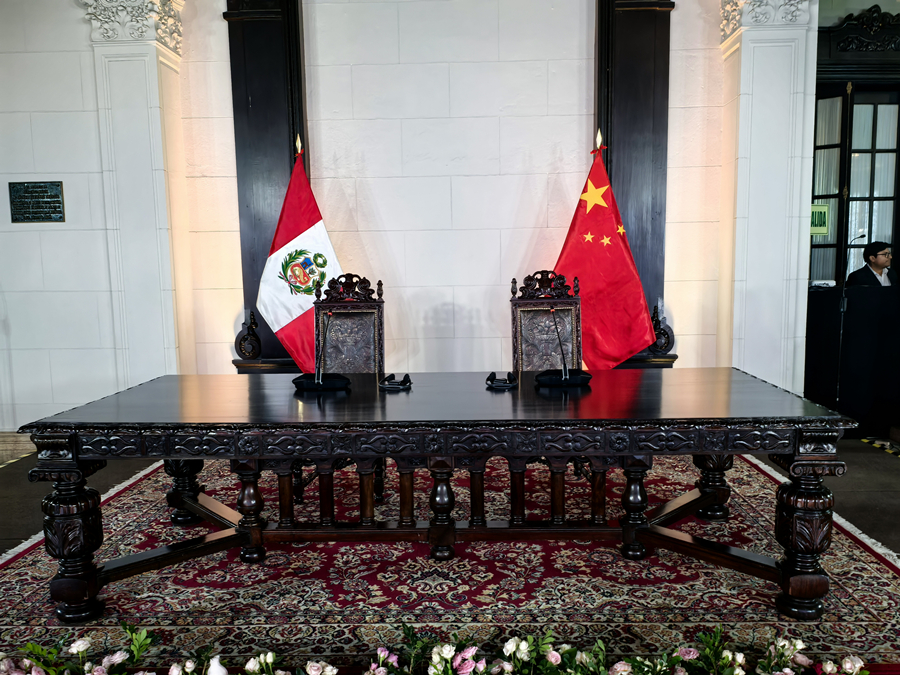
[9,182,65,223]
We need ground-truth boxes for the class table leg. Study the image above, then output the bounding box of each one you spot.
[621,456,652,560]
[316,462,336,527]
[374,457,386,504]
[357,459,377,528]
[164,459,204,525]
[548,458,568,526]
[693,454,733,521]
[234,461,266,563]
[774,469,835,620]
[276,472,296,528]
[508,458,528,526]
[590,468,607,525]
[428,457,455,560]
[469,470,486,527]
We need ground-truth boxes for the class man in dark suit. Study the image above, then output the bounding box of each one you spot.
[846,241,896,287]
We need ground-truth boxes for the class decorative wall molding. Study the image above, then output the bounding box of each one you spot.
[833,5,900,52]
[79,0,183,55]
[721,0,810,41]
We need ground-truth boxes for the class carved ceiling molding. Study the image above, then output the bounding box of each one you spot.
[79,0,183,55]
[721,0,810,42]
[833,5,900,52]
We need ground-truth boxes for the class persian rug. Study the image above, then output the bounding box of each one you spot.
[1,455,899,665]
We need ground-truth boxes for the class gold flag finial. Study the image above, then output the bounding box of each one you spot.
[296,134,302,154]
[596,128,603,149]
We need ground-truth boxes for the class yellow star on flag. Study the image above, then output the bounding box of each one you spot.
[583,232,594,243]
[580,179,609,214]
[601,235,612,246]
[617,224,626,235]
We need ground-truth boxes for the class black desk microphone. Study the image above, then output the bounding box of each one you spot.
[534,307,591,387]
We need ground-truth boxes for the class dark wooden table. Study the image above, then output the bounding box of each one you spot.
[21,368,852,623]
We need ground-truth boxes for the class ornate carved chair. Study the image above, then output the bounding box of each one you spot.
[314,273,385,375]
[510,270,582,372]
[294,273,387,503]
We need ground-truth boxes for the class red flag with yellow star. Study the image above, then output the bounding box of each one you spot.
[555,149,655,370]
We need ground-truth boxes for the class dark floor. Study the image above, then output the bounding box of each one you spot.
[0,435,898,556]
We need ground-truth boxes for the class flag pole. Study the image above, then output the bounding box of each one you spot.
[296,134,302,155]
[596,129,602,149]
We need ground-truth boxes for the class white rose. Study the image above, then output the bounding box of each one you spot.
[734,668,745,675]
[305,663,322,675]
[427,666,438,675]
[842,656,864,675]
[776,639,790,650]
[792,640,806,653]
[441,646,455,661]
[516,644,530,661]
[735,654,746,666]
[209,658,228,675]
[822,662,838,675]
[84,665,93,673]
[503,640,519,658]
[558,645,572,654]
[722,651,733,662]
[323,665,338,675]
[184,663,196,674]
[266,654,274,666]
[169,664,183,675]
[69,641,91,655]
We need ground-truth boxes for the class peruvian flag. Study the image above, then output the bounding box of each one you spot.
[256,147,342,372]
[554,145,655,369]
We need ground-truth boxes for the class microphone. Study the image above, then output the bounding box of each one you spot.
[534,306,591,387]
[314,311,333,385]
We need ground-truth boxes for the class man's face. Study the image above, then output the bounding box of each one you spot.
[870,248,892,272]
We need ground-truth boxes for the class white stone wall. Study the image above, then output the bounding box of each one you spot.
[303,0,596,373]
[0,0,119,429]
[665,0,725,368]
[180,0,243,374]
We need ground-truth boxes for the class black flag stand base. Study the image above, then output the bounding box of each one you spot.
[534,368,592,387]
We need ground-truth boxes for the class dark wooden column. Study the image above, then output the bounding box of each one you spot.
[224,0,308,367]
[597,0,677,366]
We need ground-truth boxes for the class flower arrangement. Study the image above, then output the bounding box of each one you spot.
[0,624,871,675]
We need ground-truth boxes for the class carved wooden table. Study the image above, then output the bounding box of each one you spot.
[21,369,851,624]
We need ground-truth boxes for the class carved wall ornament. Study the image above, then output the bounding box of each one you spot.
[721,0,810,41]
[79,0,183,55]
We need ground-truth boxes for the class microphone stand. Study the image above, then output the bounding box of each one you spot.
[550,307,570,382]
[314,311,332,385]
[835,234,867,406]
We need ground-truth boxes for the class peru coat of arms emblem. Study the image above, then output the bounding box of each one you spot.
[278,249,328,295]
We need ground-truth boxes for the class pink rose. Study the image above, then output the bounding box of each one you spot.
[675,669,687,675]
[374,668,387,675]
[676,649,699,661]
[793,655,813,668]
[457,662,476,675]
[369,666,377,672]
[387,656,398,668]
[452,655,463,670]
[92,668,107,675]
[31,669,45,675]
[475,661,486,673]
[377,649,389,661]
[460,648,478,662]
[546,652,561,667]
[609,663,632,675]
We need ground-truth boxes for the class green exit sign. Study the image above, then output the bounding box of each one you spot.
[811,204,829,235]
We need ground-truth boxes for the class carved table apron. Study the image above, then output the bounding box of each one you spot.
[21,369,851,624]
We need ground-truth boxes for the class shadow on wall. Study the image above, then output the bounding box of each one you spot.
[0,285,15,429]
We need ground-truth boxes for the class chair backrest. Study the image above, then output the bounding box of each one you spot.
[510,270,582,372]
[314,274,385,375]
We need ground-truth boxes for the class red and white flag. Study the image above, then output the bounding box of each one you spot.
[554,140,655,369]
[256,148,342,372]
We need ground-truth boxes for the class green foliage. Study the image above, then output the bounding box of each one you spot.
[121,621,156,664]
[685,626,741,675]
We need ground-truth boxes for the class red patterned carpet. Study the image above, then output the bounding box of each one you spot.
[1,456,899,664]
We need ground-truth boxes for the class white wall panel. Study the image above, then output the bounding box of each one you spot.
[31,112,102,173]
[548,60,593,116]
[49,349,118,404]
[306,66,354,121]
[450,62,548,118]
[305,3,399,66]
[311,178,358,231]
[0,53,85,112]
[0,232,44,292]
[353,64,450,119]
[0,114,35,173]
[186,176,240,231]
[40,231,110,291]
[500,115,593,175]
[453,285,511,338]
[406,229,501,286]
[400,1,499,63]
[309,120,403,177]
[357,177,452,231]
[402,118,500,176]
[451,174,548,230]
[499,0,595,61]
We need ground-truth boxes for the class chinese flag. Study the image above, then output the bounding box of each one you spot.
[554,149,655,370]
[256,153,343,372]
